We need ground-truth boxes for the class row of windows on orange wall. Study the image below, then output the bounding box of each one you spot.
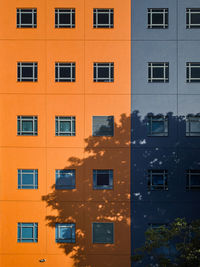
[17,8,114,29]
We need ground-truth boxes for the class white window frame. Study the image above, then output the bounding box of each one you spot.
[148,62,169,83]
[55,116,75,136]
[186,8,200,29]
[17,62,37,82]
[55,62,75,82]
[186,62,200,83]
[93,62,114,82]
[93,9,114,28]
[148,8,168,29]
[55,8,75,28]
[17,116,38,136]
[17,8,37,28]
[17,223,38,242]
[18,169,38,189]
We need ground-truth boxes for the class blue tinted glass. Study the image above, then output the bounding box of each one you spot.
[152,121,164,133]
[22,121,33,131]
[60,121,71,132]
[22,227,33,238]
[153,175,164,185]
[22,173,34,184]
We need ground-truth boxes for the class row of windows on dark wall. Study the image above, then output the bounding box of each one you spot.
[17,62,114,82]
[17,168,200,191]
[16,115,200,137]
[16,8,200,30]
[16,8,114,29]
[16,61,200,83]
[17,222,114,244]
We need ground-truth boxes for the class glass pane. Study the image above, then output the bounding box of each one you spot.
[153,67,164,78]
[22,67,33,78]
[60,121,71,132]
[190,121,200,132]
[98,13,109,24]
[21,13,32,24]
[191,13,200,24]
[60,67,70,78]
[97,173,109,185]
[98,67,109,78]
[22,227,33,238]
[191,175,200,186]
[60,13,70,25]
[22,121,33,131]
[60,227,72,239]
[152,121,164,133]
[191,67,200,78]
[152,14,163,25]
[152,175,164,185]
[22,173,34,185]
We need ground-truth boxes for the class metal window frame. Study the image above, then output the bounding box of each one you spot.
[93,8,114,28]
[93,169,113,190]
[92,222,114,244]
[148,62,169,83]
[148,170,168,190]
[55,62,75,82]
[186,170,200,190]
[93,62,114,82]
[148,8,168,29]
[56,223,76,243]
[148,115,168,136]
[18,169,38,189]
[186,8,200,28]
[55,116,76,136]
[17,116,38,136]
[55,8,75,28]
[55,169,76,189]
[17,222,38,242]
[186,62,200,82]
[17,62,37,82]
[186,115,200,136]
[17,8,37,28]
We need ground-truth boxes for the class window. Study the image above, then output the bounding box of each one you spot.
[186,63,200,82]
[186,115,200,136]
[55,116,75,136]
[55,62,75,82]
[148,170,168,190]
[93,223,114,244]
[93,9,113,28]
[94,63,114,82]
[93,170,113,190]
[148,62,169,83]
[17,223,38,243]
[55,8,75,28]
[186,8,200,28]
[186,170,200,190]
[55,170,75,189]
[18,169,38,189]
[147,115,168,136]
[148,8,168,29]
[17,116,38,136]
[17,9,37,28]
[17,62,37,82]
[93,116,114,136]
[56,223,75,243]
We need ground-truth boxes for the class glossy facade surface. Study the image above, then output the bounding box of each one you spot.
[131,0,200,265]
[0,0,131,266]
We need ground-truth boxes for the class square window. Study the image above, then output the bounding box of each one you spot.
[93,116,114,137]
[148,62,169,83]
[56,223,75,243]
[18,169,38,189]
[55,9,75,28]
[55,170,75,189]
[17,116,38,136]
[17,223,38,242]
[17,9,37,28]
[186,8,200,28]
[94,63,114,82]
[148,8,168,29]
[186,63,200,82]
[148,170,168,190]
[186,115,200,136]
[147,115,168,136]
[17,62,38,82]
[93,170,113,190]
[186,170,200,190]
[55,62,75,82]
[93,9,114,28]
[92,223,114,244]
[55,116,75,136]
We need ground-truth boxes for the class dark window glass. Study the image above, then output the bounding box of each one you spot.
[93,63,114,82]
[186,63,200,82]
[55,170,75,189]
[93,223,114,244]
[148,170,168,190]
[148,8,168,29]
[148,62,169,83]
[93,170,113,189]
[186,9,200,28]
[55,62,75,82]
[55,9,75,28]
[93,116,114,136]
[17,9,37,28]
[56,223,75,243]
[93,9,114,28]
[186,170,200,190]
[148,116,168,136]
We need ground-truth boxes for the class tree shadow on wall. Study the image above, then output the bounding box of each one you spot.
[42,113,131,267]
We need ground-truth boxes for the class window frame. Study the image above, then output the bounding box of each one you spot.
[18,169,38,189]
[17,62,38,82]
[55,223,76,243]
[17,222,38,243]
[92,116,114,137]
[93,169,113,190]
[55,116,76,136]
[186,62,200,83]
[17,8,37,28]
[186,170,200,190]
[148,8,168,29]
[186,115,200,136]
[186,8,200,29]
[148,170,168,191]
[55,8,75,28]
[147,115,168,137]
[55,62,75,82]
[93,62,114,82]
[93,8,114,28]
[17,116,38,136]
[55,169,76,190]
[92,222,114,244]
[148,62,169,83]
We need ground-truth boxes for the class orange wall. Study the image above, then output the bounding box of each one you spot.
[0,0,131,266]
